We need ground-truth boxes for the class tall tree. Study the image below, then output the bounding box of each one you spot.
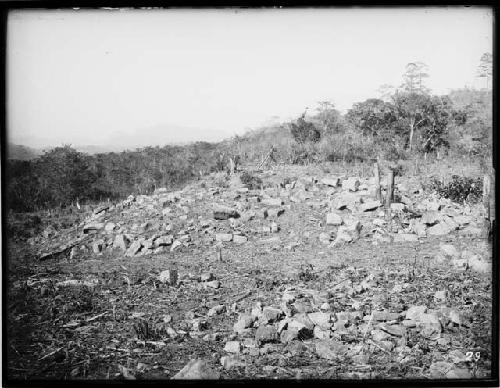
[346,98,397,137]
[392,92,432,151]
[401,62,430,94]
[315,101,343,135]
[377,84,396,102]
[477,52,492,89]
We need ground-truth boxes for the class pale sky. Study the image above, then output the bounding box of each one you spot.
[7,7,493,149]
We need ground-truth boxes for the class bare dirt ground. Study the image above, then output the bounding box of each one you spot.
[5,164,494,381]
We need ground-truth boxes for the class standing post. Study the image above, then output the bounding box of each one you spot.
[385,169,394,221]
[216,243,223,262]
[374,162,381,201]
[483,174,491,222]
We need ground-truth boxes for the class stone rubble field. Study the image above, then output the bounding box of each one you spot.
[7,165,493,380]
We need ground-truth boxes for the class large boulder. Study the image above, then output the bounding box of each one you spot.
[321,177,340,187]
[172,359,220,380]
[213,205,240,220]
[342,177,360,192]
[326,212,343,226]
[332,220,362,245]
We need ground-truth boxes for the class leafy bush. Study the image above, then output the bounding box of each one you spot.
[290,117,321,144]
[213,173,229,188]
[427,175,482,203]
[240,171,263,189]
[289,143,319,165]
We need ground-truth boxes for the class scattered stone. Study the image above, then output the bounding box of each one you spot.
[262,198,284,206]
[192,318,208,331]
[220,355,245,370]
[321,177,340,187]
[410,220,427,236]
[440,244,459,258]
[307,312,333,330]
[267,208,285,218]
[155,235,173,246]
[292,313,315,331]
[206,280,221,289]
[286,319,312,339]
[224,341,242,354]
[434,290,447,304]
[280,329,299,344]
[390,203,405,212]
[261,307,283,324]
[459,225,483,237]
[215,233,233,242]
[104,222,116,232]
[255,325,278,344]
[200,273,214,282]
[326,212,343,226]
[315,339,348,360]
[393,233,418,242]
[251,303,264,319]
[172,359,220,380]
[417,313,442,339]
[293,300,314,314]
[371,329,391,342]
[207,304,226,317]
[360,200,382,212]
[379,324,406,337]
[332,220,362,245]
[429,361,471,379]
[428,223,452,236]
[313,326,332,339]
[234,314,255,333]
[405,305,427,321]
[233,235,248,244]
[83,222,104,234]
[213,205,240,220]
[421,212,440,226]
[159,269,178,285]
[170,240,182,252]
[454,215,472,226]
[467,254,490,273]
[125,240,143,257]
[92,240,104,254]
[342,177,360,192]
[370,310,399,322]
[319,232,332,244]
[448,349,467,364]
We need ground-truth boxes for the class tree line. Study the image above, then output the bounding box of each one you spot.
[6,142,222,212]
[6,56,492,213]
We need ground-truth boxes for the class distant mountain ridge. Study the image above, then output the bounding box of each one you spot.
[7,144,43,160]
[7,123,234,159]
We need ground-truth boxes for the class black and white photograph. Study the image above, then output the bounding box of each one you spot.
[3,6,497,383]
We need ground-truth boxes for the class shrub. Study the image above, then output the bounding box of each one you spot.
[240,171,263,189]
[427,175,482,203]
[213,172,229,188]
[290,117,321,144]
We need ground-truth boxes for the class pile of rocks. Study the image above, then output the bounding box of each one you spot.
[35,171,490,275]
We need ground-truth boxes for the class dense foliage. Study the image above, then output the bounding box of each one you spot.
[7,142,221,212]
[427,175,483,204]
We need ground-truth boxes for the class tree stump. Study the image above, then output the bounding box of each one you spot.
[374,162,381,201]
[385,169,394,221]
